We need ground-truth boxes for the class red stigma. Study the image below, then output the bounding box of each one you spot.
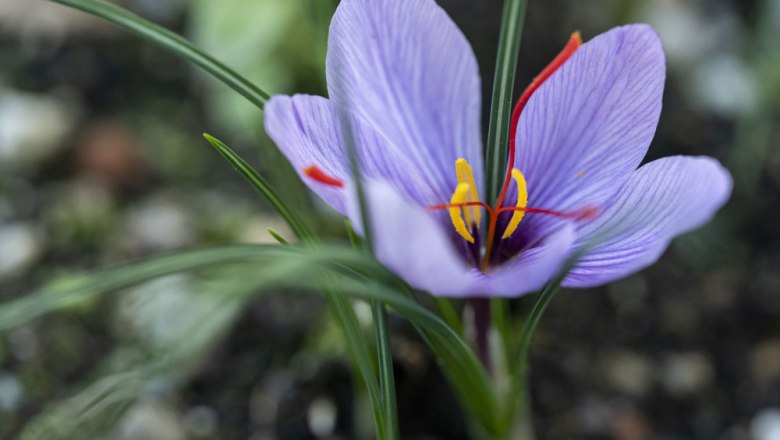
[303,165,344,188]
[498,32,583,211]
[497,205,599,221]
[509,31,582,133]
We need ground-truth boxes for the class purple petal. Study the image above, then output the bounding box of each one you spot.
[349,182,575,297]
[564,156,733,288]
[327,0,483,200]
[511,24,665,242]
[264,94,455,213]
[480,223,576,297]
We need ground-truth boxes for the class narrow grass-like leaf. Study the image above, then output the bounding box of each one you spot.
[203,134,314,241]
[0,245,383,332]
[484,0,529,202]
[202,133,389,436]
[48,0,269,110]
[3,244,499,433]
[433,297,463,336]
[267,227,289,244]
[296,276,502,434]
[335,63,399,439]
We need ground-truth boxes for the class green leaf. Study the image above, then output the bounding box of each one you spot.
[203,134,314,242]
[202,134,391,437]
[3,244,501,435]
[20,275,251,440]
[48,0,270,110]
[484,0,529,203]
[313,277,502,434]
[0,245,375,332]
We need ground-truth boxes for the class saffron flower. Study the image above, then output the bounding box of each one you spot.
[265,0,732,297]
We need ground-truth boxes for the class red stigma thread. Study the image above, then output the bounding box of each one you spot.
[497,205,599,221]
[478,31,583,270]
[499,31,583,211]
[303,165,344,188]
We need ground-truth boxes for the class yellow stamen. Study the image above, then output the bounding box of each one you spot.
[448,183,475,243]
[501,169,528,239]
[455,158,481,225]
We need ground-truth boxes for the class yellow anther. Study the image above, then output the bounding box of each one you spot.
[455,158,481,225]
[501,168,528,239]
[449,183,475,243]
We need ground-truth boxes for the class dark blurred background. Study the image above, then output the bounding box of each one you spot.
[0,0,778,439]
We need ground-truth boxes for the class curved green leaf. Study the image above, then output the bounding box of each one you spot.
[48,0,270,109]
[484,0,529,202]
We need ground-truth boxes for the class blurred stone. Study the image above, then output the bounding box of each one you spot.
[699,269,740,310]
[0,223,42,279]
[612,407,653,440]
[75,120,147,190]
[118,275,216,348]
[690,54,759,117]
[607,275,649,312]
[250,390,279,427]
[183,405,217,438]
[0,373,23,411]
[751,340,780,385]
[600,351,654,397]
[659,297,701,337]
[45,179,116,244]
[0,0,111,37]
[123,196,194,252]
[751,408,780,440]
[117,401,187,440]
[575,397,613,435]
[307,397,337,438]
[0,91,74,170]
[660,352,714,396]
[638,0,714,66]
[638,0,741,68]
[7,326,39,362]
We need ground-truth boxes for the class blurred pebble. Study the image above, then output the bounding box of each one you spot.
[751,340,780,385]
[612,407,653,440]
[0,373,23,411]
[751,408,780,440]
[0,223,42,279]
[575,397,613,434]
[123,196,194,252]
[699,269,740,311]
[660,352,714,396]
[690,54,759,117]
[117,401,187,440]
[0,91,74,169]
[600,351,655,397]
[45,179,116,243]
[307,396,337,438]
[7,326,38,361]
[659,297,701,337]
[638,0,716,66]
[250,390,279,427]
[352,301,373,328]
[0,0,109,36]
[75,120,147,190]
[607,276,649,312]
[183,405,217,437]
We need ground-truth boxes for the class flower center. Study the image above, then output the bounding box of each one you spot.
[434,31,588,270]
[434,158,596,270]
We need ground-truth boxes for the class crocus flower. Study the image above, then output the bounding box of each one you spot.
[264,0,732,297]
